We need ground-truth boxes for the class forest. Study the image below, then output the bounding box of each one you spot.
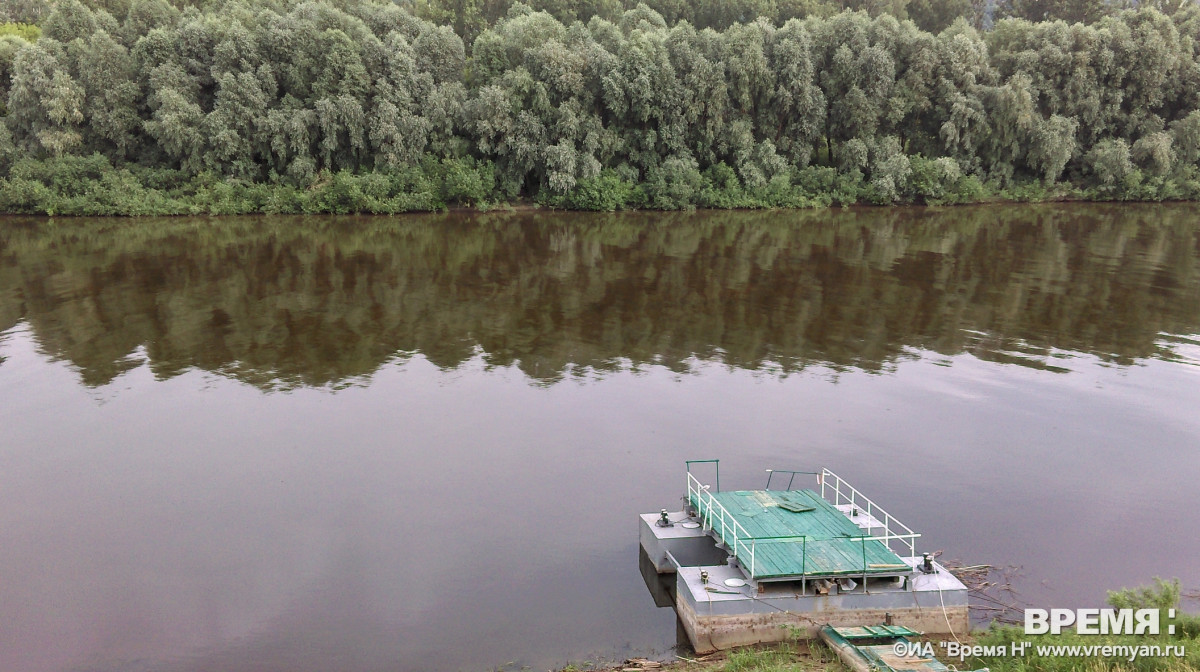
[2,0,1200,214]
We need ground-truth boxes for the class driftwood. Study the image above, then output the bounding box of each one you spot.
[942,555,1027,626]
[673,653,719,664]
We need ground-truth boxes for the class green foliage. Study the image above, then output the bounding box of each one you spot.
[866,136,912,203]
[122,0,180,45]
[0,153,182,214]
[909,155,985,203]
[1107,577,1186,612]
[1133,132,1176,177]
[409,0,976,39]
[42,0,103,43]
[0,35,30,114]
[6,42,87,157]
[795,165,864,205]
[0,124,15,173]
[0,23,41,42]
[997,0,1114,23]
[0,153,474,215]
[541,169,641,210]
[436,155,495,205]
[2,0,1200,213]
[300,171,429,215]
[907,0,974,32]
[413,0,502,49]
[1087,138,1135,191]
[1171,111,1200,167]
[1029,115,1078,184]
[643,155,705,210]
[970,579,1200,672]
[0,0,51,25]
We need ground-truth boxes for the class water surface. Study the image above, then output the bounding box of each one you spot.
[1,205,1199,672]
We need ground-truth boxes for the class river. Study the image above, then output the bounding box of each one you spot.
[1,204,1198,672]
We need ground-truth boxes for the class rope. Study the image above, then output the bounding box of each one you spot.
[936,571,962,645]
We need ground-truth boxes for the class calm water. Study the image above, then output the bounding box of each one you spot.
[1,205,1199,672]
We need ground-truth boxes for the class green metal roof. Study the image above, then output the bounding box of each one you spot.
[689,488,909,580]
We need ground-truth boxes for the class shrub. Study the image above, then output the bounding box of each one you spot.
[1132,133,1175,177]
[643,155,704,210]
[909,156,988,204]
[1087,139,1135,190]
[546,169,640,210]
[795,165,862,206]
[437,156,494,207]
[0,23,41,42]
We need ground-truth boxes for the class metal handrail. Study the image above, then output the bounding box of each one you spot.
[686,469,922,580]
[819,468,920,558]
[687,472,768,576]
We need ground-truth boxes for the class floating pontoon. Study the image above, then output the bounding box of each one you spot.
[639,461,969,653]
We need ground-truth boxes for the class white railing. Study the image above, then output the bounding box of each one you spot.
[686,472,765,575]
[819,468,920,559]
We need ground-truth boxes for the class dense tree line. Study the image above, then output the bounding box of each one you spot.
[411,0,1195,42]
[2,0,1200,214]
[6,0,1188,36]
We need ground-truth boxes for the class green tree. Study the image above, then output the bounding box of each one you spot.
[1086,137,1134,187]
[413,0,500,49]
[1,34,33,114]
[0,0,52,25]
[71,30,141,158]
[6,41,86,157]
[1132,131,1174,176]
[1027,113,1077,182]
[42,0,101,43]
[907,0,974,33]
[122,0,180,47]
[766,20,826,166]
[1170,110,1200,167]
[142,62,207,173]
[998,0,1114,23]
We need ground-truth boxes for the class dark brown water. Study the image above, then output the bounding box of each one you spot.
[1,205,1198,672]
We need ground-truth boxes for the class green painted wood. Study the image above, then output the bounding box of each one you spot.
[834,625,922,639]
[689,488,908,579]
[860,645,953,672]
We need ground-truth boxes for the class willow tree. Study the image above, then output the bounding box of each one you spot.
[767,20,826,167]
[1,0,51,25]
[6,41,86,156]
[809,12,898,164]
[71,30,141,158]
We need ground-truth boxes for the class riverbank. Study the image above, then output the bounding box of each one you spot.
[554,580,1200,672]
[3,152,1198,217]
[556,641,846,672]
[558,623,1200,672]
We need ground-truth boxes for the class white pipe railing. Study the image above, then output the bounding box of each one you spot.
[819,468,921,558]
[687,469,922,579]
[686,472,762,574]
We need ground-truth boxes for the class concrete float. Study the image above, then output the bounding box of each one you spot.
[639,462,969,654]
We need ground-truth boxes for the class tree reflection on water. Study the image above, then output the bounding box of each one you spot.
[1,203,1198,389]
